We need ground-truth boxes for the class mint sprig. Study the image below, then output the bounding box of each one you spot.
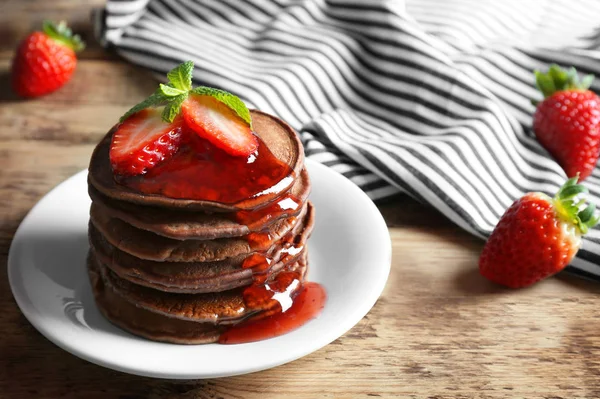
[159,83,186,97]
[119,61,252,127]
[167,61,193,91]
[162,94,187,122]
[120,90,168,122]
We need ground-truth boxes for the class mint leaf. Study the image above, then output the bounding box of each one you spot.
[161,94,187,123]
[120,90,167,122]
[191,86,252,127]
[118,61,253,128]
[167,61,194,91]
[159,83,186,97]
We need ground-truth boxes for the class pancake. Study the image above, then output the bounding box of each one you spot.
[88,253,308,344]
[90,202,310,262]
[90,250,308,323]
[86,103,316,344]
[88,168,311,240]
[89,202,314,294]
[89,256,224,344]
[88,110,304,212]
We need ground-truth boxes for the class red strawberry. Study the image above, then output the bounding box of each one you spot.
[533,65,600,181]
[479,177,599,288]
[110,108,185,176]
[181,94,258,157]
[12,21,85,98]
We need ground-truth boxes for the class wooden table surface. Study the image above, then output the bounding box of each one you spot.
[2,1,600,398]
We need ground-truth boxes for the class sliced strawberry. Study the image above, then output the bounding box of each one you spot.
[110,108,184,176]
[180,94,258,157]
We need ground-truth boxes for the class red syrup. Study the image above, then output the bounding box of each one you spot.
[235,194,301,230]
[218,231,325,345]
[118,133,293,203]
[219,280,326,344]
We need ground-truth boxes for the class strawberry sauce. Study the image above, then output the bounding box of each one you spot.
[219,228,324,344]
[119,134,293,204]
[219,281,326,344]
[235,194,301,230]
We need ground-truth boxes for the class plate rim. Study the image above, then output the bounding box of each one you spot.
[8,159,391,379]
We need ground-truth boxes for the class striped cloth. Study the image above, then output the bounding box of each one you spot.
[95,0,600,280]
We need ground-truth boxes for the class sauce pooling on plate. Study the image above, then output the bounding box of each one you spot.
[219,281,326,344]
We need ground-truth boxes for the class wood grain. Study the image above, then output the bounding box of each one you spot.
[2,1,600,398]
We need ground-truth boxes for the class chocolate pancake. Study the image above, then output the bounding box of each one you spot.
[90,202,310,262]
[88,110,304,212]
[89,253,309,344]
[89,201,314,293]
[91,251,308,324]
[88,168,311,240]
[89,256,223,344]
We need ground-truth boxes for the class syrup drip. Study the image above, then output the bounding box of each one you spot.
[244,215,297,250]
[119,134,293,203]
[235,194,301,230]
[218,229,324,344]
[242,253,272,284]
[243,271,300,316]
[279,242,304,264]
[219,282,326,344]
[245,231,273,250]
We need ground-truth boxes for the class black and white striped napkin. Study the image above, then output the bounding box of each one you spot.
[95,0,600,280]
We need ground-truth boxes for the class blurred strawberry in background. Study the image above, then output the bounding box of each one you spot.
[11,20,85,98]
[532,65,600,181]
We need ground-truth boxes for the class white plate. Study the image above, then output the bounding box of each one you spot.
[8,159,391,379]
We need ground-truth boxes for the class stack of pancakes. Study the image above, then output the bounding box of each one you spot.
[87,110,313,344]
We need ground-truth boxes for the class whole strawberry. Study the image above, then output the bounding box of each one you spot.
[533,64,600,181]
[12,21,85,98]
[479,177,598,288]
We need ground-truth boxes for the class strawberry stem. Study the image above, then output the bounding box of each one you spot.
[553,175,599,235]
[534,64,593,99]
[42,20,85,52]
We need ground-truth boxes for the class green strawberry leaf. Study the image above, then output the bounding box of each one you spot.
[167,61,194,92]
[548,65,569,90]
[120,90,168,122]
[161,93,188,123]
[554,177,599,235]
[579,203,596,224]
[534,70,556,98]
[587,213,600,229]
[559,184,588,200]
[191,86,252,127]
[43,20,85,52]
[581,74,594,90]
[534,64,595,99]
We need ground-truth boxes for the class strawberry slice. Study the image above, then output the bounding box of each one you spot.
[110,108,184,176]
[181,94,258,157]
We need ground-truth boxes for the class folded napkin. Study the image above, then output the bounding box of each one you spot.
[95,0,600,280]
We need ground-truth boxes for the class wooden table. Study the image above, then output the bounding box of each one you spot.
[2,1,600,398]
